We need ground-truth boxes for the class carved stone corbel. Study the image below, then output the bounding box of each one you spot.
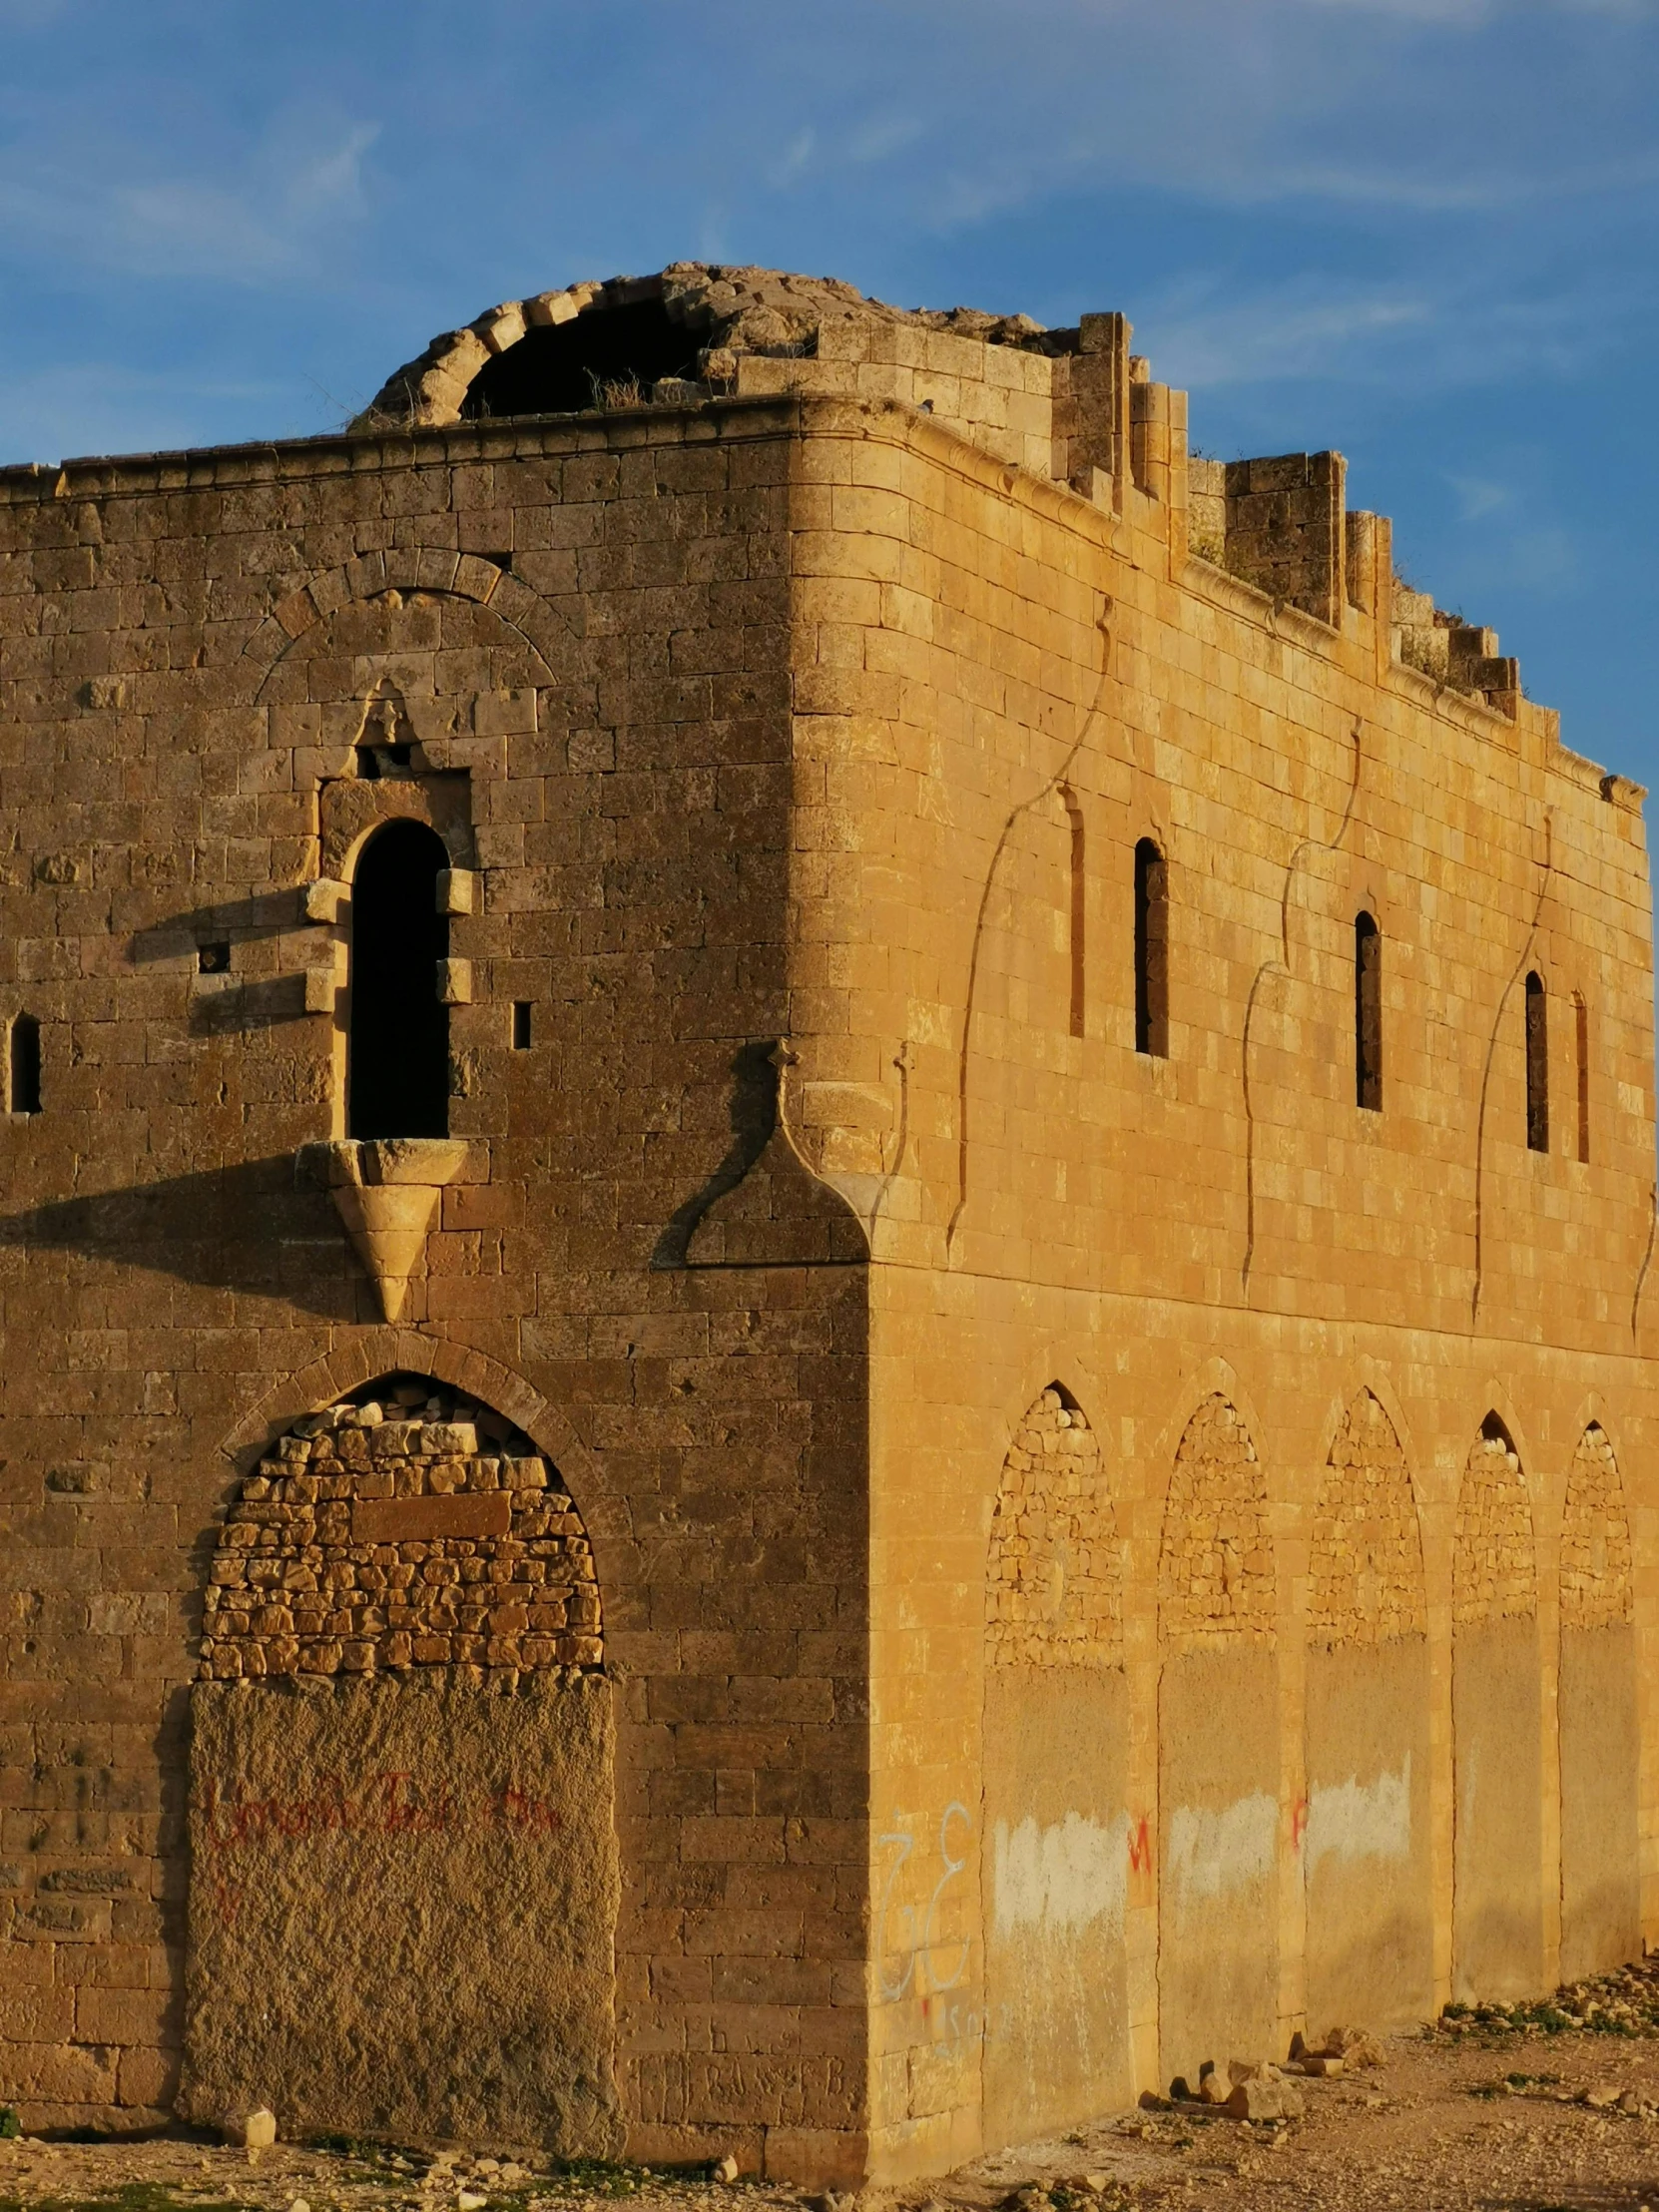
[317,1137,471,1322]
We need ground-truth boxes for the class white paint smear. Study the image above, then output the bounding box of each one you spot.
[993,1811,1129,1937]
[1165,1792,1277,1911]
[1305,1757,1411,1872]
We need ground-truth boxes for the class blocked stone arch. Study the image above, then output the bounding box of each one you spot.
[246,545,572,700]
[986,1381,1120,1668]
[1451,1411,1543,2001]
[1155,1390,1279,2083]
[1558,1420,1639,1977]
[1308,1386,1426,1647]
[1158,1391,1275,1653]
[1453,1411,1536,1628]
[186,1354,622,2151]
[1302,1386,1433,2032]
[981,1381,1132,2140]
[216,1330,601,1495]
[1561,1421,1633,1630]
[200,1369,602,1681]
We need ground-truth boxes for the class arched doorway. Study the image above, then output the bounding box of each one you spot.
[982,1384,1128,2139]
[348,820,451,1140]
[1559,1424,1638,1978]
[1451,1415,1542,2001]
[1157,1394,1278,2085]
[1303,1389,1431,2033]
[182,1375,620,2151]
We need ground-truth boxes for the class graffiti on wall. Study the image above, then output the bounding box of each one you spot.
[877,1802,973,2000]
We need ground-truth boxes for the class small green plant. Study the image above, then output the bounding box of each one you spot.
[0,2108,17,2140]
[0,2187,265,2212]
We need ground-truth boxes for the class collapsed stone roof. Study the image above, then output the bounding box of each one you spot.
[353,262,1076,431]
[351,263,1555,732]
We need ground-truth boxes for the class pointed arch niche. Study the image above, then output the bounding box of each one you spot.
[1303,1388,1431,2034]
[183,1374,619,2155]
[981,1384,1130,2142]
[1558,1424,1638,1978]
[1450,1414,1542,2003]
[1156,1393,1278,2088]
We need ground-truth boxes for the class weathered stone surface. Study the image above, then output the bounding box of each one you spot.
[182,1671,620,2152]
[0,259,1652,2188]
[1224,2076,1304,2121]
[200,1382,601,1681]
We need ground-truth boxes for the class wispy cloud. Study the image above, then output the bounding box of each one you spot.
[711,0,1659,230]
[0,109,377,281]
[0,361,295,465]
[1448,473,1512,520]
[1150,288,1432,389]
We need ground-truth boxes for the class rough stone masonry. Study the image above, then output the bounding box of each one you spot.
[0,261,1654,2187]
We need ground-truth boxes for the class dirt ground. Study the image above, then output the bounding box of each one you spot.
[9,2009,1659,2212]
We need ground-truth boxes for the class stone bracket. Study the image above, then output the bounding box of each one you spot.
[301,1138,472,1322]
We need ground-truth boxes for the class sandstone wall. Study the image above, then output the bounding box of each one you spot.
[183,1670,619,2150]
[980,1389,1131,2138]
[0,403,871,2180]
[775,400,1657,2174]
[0,373,1652,2186]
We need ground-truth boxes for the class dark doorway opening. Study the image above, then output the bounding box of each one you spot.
[1134,836,1168,1057]
[9,1014,40,1115]
[348,821,450,1140]
[461,301,703,419]
[1355,911,1382,1112]
[1525,970,1549,1154]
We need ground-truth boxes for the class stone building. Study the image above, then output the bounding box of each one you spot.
[0,263,1654,2184]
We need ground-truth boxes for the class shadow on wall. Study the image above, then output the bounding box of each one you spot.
[130,890,308,964]
[653,1040,783,1269]
[0,1158,360,1319]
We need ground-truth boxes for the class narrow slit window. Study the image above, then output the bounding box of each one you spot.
[347,820,451,1140]
[1134,836,1168,1057]
[512,1001,533,1051]
[1525,970,1549,1154]
[1063,787,1086,1039]
[1574,991,1590,1163]
[9,1014,40,1115]
[1355,911,1382,1112]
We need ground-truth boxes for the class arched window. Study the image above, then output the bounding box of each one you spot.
[1525,970,1548,1154]
[1062,787,1086,1040]
[1134,836,1168,1057]
[1355,911,1382,1112]
[1574,991,1590,1164]
[348,821,450,1140]
[8,1013,40,1115]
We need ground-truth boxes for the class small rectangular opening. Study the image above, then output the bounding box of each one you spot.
[512,1002,533,1050]
[198,942,231,974]
[10,1013,40,1115]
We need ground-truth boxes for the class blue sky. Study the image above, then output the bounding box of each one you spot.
[0,0,1655,786]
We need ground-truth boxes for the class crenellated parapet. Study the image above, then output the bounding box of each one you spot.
[1391,585,1522,718]
[356,264,1547,731]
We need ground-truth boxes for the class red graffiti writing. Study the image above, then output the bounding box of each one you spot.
[1291,1797,1309,1853]
[200,1771,563,1856]
[1128,1814,1153,1875]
